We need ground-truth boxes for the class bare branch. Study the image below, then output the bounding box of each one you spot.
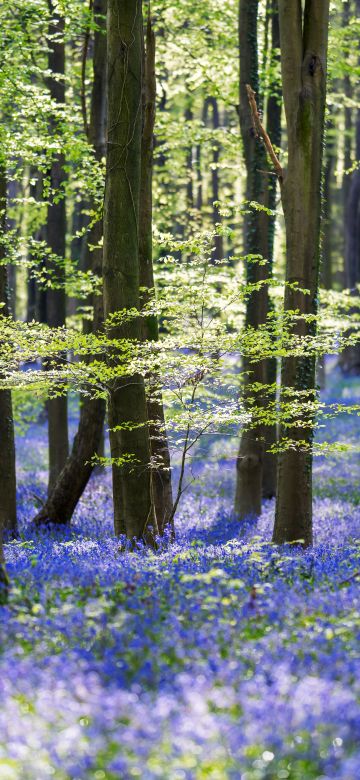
[246,84,283,181]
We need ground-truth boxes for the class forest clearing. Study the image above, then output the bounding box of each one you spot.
[0,0,359,778]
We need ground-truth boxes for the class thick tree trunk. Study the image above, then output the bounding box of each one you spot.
[139,12,173,535]
[104,0,156,541]
[234,0,269,519]
[46,1,69,493]
[262,0,281,499]
[0,163,17,538]
[33,0,107,526]
[273,0,330,546]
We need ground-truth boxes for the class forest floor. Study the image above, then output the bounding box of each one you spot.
[1,364,359,779]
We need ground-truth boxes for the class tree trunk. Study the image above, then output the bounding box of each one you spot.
[341,111,360,374]
[104,0,157,542]
[322,111,336,291]
[28,171,47,324]
[273,0,330,546]
[185,103,194,220]
[33,394,105,525]
[234,0,269,519]
[46,0,69,493]
[0,534,8,601]
[262,0,281,499]
[6,179,17,319]
[0,162,17,537]
[203,97,223,262]
[139,11,173,535]
[33,0,107,526]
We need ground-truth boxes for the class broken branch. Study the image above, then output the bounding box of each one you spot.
[246,84,283,181]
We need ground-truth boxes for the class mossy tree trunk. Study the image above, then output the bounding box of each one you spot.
[234,0,270,520]
[104,0,157,541]
[33,0,107,526]
[139,11,174,535]
[273,0,330,546]
[0,161,17,538]
[46,0,69,493]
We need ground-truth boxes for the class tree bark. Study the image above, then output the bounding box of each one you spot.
[104,0,157,542]
[341,111,360,374]
[340,0,360,375]
[234,0,269,520]
[0,534,8,601]
[185,103,194,216]
[273,0,330,546]
[139,11,173,535]
[33,0,107,526]
[262,0,281,499]
[322,110,336,292]
[203,97,223,262]
[46,0,69,493]
[0,162,17,538]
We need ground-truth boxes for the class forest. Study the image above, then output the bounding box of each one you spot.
[0,0,359,777]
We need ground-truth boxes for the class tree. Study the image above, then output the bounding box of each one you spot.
[340,0,360,376]
[261,0,281,500]
[234,0,271,520]
[46,0,69,492]
[202,97,223,262]
[139,9,174,535]
[0,536,8,601]
[103,0,157,541]
[341,110,360,375]
[272,0,330,545]
[0,160,17,537]
[33,0,107,526]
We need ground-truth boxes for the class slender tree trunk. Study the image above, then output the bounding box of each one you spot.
[0,530,8,600]
[203,97,223,261]
[341,111,360,374]
[262,0,281,499]
[6,179,17,319]
[342,1,352,217]
[28,171,45,323]
[273,0,330,546]
[46,0,69,492]
[317,109,336,389]
[234,0,269,519]
[322,111,335,291]
[0,162,17,537]
[68,195,88,317]
[340,0,360,375]
[33,0,107,526]
[185,104,194,213]
[195,141,202,211]
[139,11,173,535]
[104,0,157,541]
